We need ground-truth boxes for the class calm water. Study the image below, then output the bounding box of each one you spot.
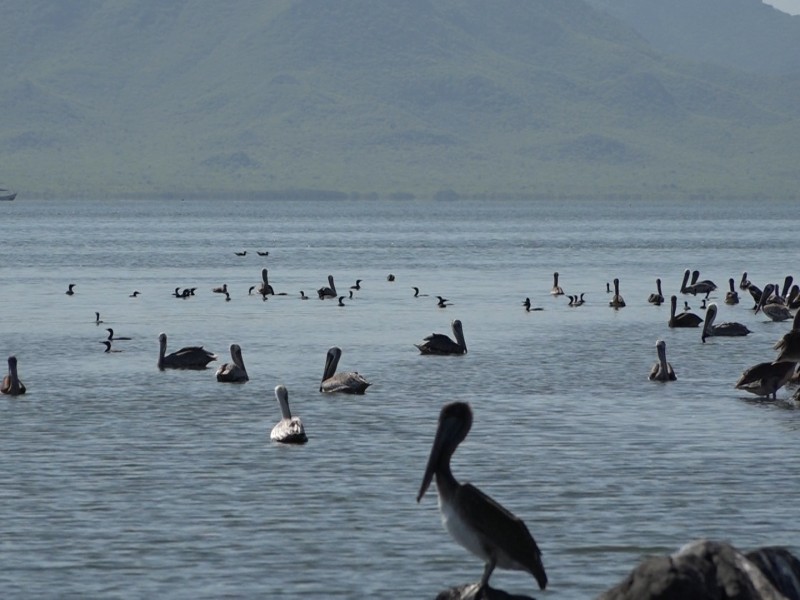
[1,197,799,599]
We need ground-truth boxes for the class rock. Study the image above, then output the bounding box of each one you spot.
[435,583,537,600]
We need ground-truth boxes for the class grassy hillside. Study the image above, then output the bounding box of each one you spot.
[1,0,799,199]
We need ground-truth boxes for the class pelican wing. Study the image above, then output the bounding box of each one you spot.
[270,418,308,444]
[216,363,248,382]
[416,333,463,355]
[321,371,371,394]
[455,482,547,590]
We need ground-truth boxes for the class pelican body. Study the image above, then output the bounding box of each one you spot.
[1,356,26,395]
[550,272,564,295]
[756,283,792,322]
[774,311,800,363]
[681,269,717,297]
[415,319,467,355]
[257,268,274,296]
[735,361,796,399]
[320,346,370,394]
[270,385,307,444]
[669,295,702,328]
[609,278,625,308]
[724,278,740,305]
[649,340,676,381]
[648,278,664,305]
[216,343,249,382]
[157,332,217,370]
[317,275,337,299]
[701,303,751,342]
[417,402,547,592]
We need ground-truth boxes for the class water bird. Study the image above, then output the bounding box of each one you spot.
[739,272,751,290]
[648,278,664,305]
[299,291,309,300]
[224,291,231,302]
[235,250,247,256]
[130,290,140,298]
[724,278,739,305]
[746,283,764,309]
[415,319,467,355]
[257,268,274,296]
[417,401,547,593]
[606,282,611,293]
[256,250,269,256]
[319,346,371,394]
[701,303,751,342]
[350,279,362,290]
[609,278,625,308]
[550,272,564,295]
[1,356,26,395]
[735,361,796,399]
[522,298,543,312]
[774,310,800,363]
[66,283,76,295]
[106,328,132,341]
[216,344,249,382]
[387,273,395,282]
[270,385,307,444]
[681,269,717,298]
[756,283,792,322]
[248,286,255,295]
[317,275,337,299]
[648,340,676,381]
[212,283,228,294]
[787,285,800,310]
[157,332,217,370]
[412,287,429,297]
[95,312,104,325]
[338,296,346,307]
[99,341,122,353]
[437,296,452,308]
[669,296,702,328]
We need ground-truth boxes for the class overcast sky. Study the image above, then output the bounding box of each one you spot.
[764,0,800,14]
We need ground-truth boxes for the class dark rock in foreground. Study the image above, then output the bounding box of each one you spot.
[436,583,536,600]
[599,539,800,600]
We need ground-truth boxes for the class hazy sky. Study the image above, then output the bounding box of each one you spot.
[764,0,800,14]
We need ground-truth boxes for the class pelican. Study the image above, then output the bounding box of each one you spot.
[550,272,564,295]
[417,402,547,593]
[648,278,664,305]
[66,283,76,295]
[317,275,337,299]
[95,312,104,325]
[212,283,228,294]
[320,347,370,394]
[746,283,764,309]
[157,332,217,370]
[739,272,751,290]
[235,250,247,256]
[412,287,429,297]
[701,303,751,342]
[735,360,796,399]
[681,269,717,298]
[106,328,132,341]
[270,385,307,444]
[609,278,625,308]
[1,356,26,395]
[756,284,792,322]
[257,268,274,296]
[216,343,249,382]
[99,341,122,353]
[350,279,362,290]
[787,285,800,310]
[648,340,676,381]
[416,319,467,355]
[774,310,800,363]
[669,295,702,328]
[724,278,740,305]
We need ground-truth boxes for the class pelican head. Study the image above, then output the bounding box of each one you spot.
[417,401,473,503]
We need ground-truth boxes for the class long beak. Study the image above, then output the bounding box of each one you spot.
[417,421,450,503]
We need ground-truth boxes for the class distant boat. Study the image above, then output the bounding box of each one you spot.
[0,188,17,201]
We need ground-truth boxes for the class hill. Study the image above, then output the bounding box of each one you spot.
[1,0,799,199]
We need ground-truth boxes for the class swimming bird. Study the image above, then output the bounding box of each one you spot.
[350,279,362,291]
[66,283,76,295]
[609,278,625,308]
[746,283,764,309]
[338,296,346,307]
[681,269,717,298]
[212,283,228,294]
[317,275,337,299]
[95,312,104,325]
[724,278,740,305]
[522,298,543,312]
[106,328,132,341]
[157,332,217,370]
[130,290,140,298]
[606,282,611,293]
[756,284,792,322]
[416,319,467,355]
[387,273,395,282]
[774,310,800,363]
[735,360,796,399]
[1,356,26,395]
[740,272,751,290]
[648,278,664,305]
[173,287,182,298]
[99,341,122,353]
[256,250,269,256]
[299,291,309,300]
[412,287,429,297]
[235,250,247,256]
[319,346,371,394]
[648,340,676,381]
[257,268,274,296]
[436,296,452,308]
[701,303,751,342]
[669,295,702,328]
[417,402,547,593]
[216,343,249,382]
[270,385,308,444]
[550,272,564,295]
[683,301,692,312]
[224,291,231,302]
[787,285,800,310]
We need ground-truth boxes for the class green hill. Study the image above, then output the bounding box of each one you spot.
[1,0,799,199]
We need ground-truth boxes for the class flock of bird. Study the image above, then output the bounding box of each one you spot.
[4,262,800,596]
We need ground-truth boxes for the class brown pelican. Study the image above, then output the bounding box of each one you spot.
[724,278,740,305]
[780,275,794,301]
[66,283,76,295]
[216,344,249,382]
[350,279,362,290]
[212,283,228,294]
[681,269,717,298]
[648,340,676,381]
[256,250,269,256]
[248,286,255,295]
[320,347,370,394]
[270,385,307,444]
[95,312,104,325]
[701,303,751,342]
[235,250,247,256]
[774,310,800,363]
[550,272,564,295]
[106,328,132,341]
[157,332,217,370]
[735,361,796,399]
[756,284,792,322]
[417,402,547,593]
[787,285,800,310]
[1,355,26,395]
[669,295,702,328]
[609,278,625,308]
[746,283,764,309]
[99,341,122,353]
[648,278,664,305]
[416,319,467,355]
[739,272,751,290]
[257,268,274,296]
[317,275,337,299]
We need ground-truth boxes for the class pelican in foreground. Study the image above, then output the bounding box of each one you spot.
[320,347,370,394]
[1,356,26,395]
[270,385,307,444]
[756,283,792,322]
[216,343,249,382]
[774,310,800,363]
[701,303,751,342]
[649,340,676,381]
[415,319,467,355]
[157,332,217,370]
[550,272,564,295]
[609,278,625,308]
[669,295,702,328]
[417,402,547,593]
[317,275,337,299]
[735,361,796,399]
[648,278,664,305]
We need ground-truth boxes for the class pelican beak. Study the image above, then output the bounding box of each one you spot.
[417,420,451,503]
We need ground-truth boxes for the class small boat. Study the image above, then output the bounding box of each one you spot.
[0,188,17,201]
